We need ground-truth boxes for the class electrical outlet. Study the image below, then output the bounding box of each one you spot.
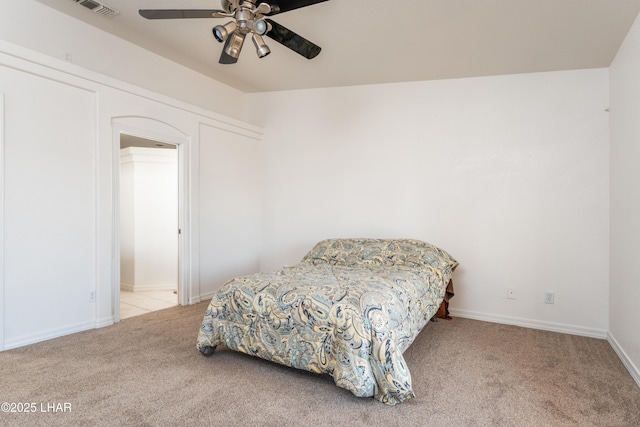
[507,288,516,299]
[544,291,555,304]
[88,290,96,302]
[62,51,73,63]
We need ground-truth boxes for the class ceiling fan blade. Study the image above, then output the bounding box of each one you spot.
[218,33,245,64]
[265,19,321,59]
[139,9,225,19]
[267,0,329,15]
[219,48,238,65]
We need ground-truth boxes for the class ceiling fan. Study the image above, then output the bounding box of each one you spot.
[139,0,329,64]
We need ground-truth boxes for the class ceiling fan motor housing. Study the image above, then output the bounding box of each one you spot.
[222,0,263,14]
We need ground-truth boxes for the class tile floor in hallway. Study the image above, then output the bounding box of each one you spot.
[120,289,178,319]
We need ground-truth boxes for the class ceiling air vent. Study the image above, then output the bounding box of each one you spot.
[73,0,120,18]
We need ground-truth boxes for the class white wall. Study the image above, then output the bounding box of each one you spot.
[1,64,97,347]
[120,147,178,292]
[198,124,261,300]
[248,68,610,338]
[0,38,262,349]
[0,0,247,121]
[609,12,640,386]
[0,0,630,360]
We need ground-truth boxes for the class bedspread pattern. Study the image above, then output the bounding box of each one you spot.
[196,239,457,404]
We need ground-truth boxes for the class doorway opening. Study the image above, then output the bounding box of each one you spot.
[118,134,180,319]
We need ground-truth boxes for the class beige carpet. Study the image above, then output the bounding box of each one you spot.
[1,302,639,427]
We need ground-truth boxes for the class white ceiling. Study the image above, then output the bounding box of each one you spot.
[36,0,640,93]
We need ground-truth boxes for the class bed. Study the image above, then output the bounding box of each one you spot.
[196,238,458,405]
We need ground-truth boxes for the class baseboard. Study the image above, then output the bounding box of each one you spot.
[3,320,97,351]
[120,282,176,293]
[607,332,640,389]
[197,291,216,304]
[189,296,203,304]
[95,316,115,329]
[449,308,608,339]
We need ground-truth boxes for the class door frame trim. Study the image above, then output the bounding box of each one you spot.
[112,119,190,322]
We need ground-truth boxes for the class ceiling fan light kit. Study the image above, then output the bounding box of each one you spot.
[139,0,329,64]
[213,21,237,42]
[252,33,271,58]
[225,31,246,59]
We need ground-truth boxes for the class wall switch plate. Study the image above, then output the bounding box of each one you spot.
[544,291,555,304]
[507,288,516,299]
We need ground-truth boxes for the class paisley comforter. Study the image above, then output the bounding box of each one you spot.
[196,238,458,405]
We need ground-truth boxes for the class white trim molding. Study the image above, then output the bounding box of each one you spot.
[0,34,263,351]
[0,93,5,351]
[112,119,191,323]
[608,332,640,389]
[3,320,97,351]
[120,282,176,293]
[449,308,608,339]
[0,39,263,141]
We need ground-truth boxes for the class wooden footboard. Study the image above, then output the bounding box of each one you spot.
[433,279,455,320]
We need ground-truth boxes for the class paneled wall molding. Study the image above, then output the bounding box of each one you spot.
[0,38,263,349]
[0,39,263,140]
[1,66,97,349]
